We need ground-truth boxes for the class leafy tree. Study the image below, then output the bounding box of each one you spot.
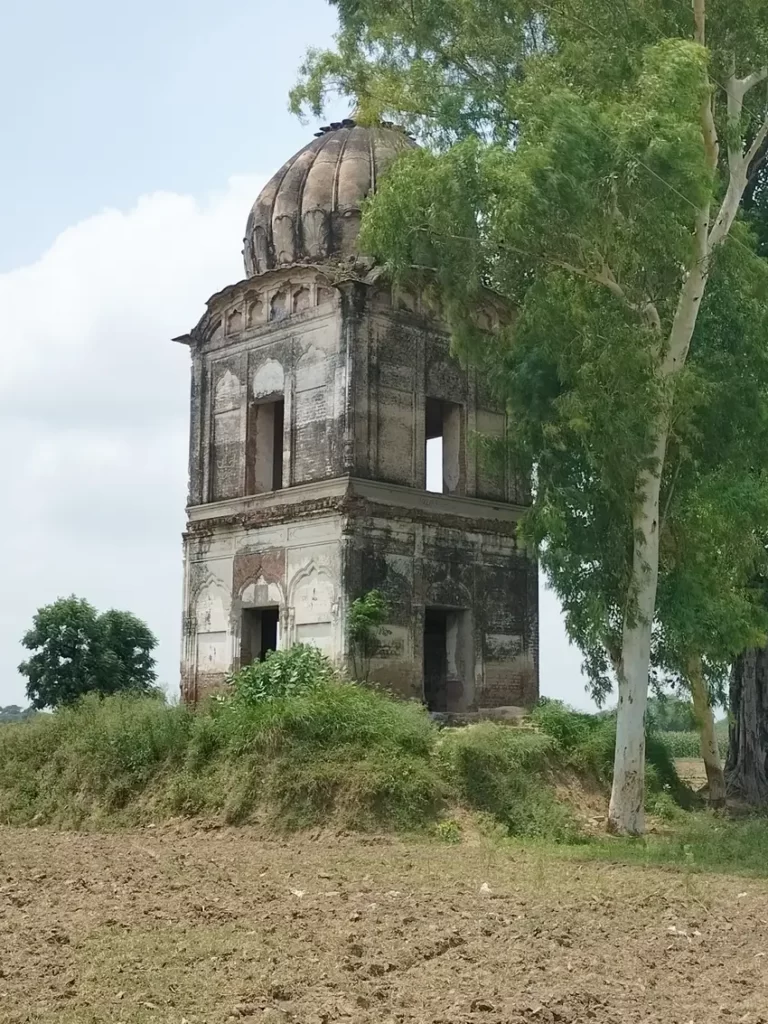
[19,596,158,709]
[347,589,390,682]
[293,0,768,832]
[0,705,36,724]
[646,696,696,734]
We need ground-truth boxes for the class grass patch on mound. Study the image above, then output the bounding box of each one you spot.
[439,725,584,842]
[0,682,699,847]
[0,686,445,831]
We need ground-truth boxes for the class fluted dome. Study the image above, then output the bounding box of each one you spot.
[243,120,417,277]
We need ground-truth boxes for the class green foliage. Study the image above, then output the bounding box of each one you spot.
[434,818,462,843]
[646,696,696,732]
[660,730,728,760]
[530,698,682,799]
[292,0,768,749]
[440,724,583,842]
[530,698,602,751]
[0,685,444,831]
[347,589,390,681]
[228,644,335,705]
[0,688,713,837]
[573,816,768,879]
[18,596,158,710]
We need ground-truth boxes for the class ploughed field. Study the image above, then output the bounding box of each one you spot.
[1,824,766,1024]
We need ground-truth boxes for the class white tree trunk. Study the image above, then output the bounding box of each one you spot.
[608,433,665,835]
[689,656,726,808]
[609,258,710,835]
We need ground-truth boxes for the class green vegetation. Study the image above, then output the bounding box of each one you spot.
[0,681,675,838]
[646,696,697,733]
[292,0,768,834]
[659,729,728,760]
[227,643,334,704]
[569,815,768,879]
[3,680,768,876]
[19,596,159,709]
[347,589,389,682]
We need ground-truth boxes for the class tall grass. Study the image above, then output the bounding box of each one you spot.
[0,687,443,831]
[0,688,688,841]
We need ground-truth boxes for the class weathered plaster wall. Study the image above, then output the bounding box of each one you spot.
[344,509,538,711]
[179,264,538,708]
[181,511,344,702]
[187,269,346,508]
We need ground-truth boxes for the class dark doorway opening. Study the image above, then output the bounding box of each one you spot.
[246,398,285,494]
[240,607,280,666]
[423,608,448,711]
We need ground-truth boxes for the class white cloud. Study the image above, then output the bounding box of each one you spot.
[0,176,263,703]
[0,176,594,710]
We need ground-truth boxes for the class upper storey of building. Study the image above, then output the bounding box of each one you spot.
[177,122,525,515]
[243,120,416,277]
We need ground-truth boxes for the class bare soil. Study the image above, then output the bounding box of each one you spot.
[675,758,709,789]
[1,824,767,1024]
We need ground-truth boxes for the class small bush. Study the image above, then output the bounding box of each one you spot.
[229,644,335,705]
[530,698,597,751]
[435,818,463,843]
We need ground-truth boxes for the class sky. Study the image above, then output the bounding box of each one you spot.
[0,0,592,709]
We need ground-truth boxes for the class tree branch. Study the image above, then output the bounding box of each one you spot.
[736,66,768,98]
[745,116,768,175]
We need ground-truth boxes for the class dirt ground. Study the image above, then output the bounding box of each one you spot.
[1,824,767,1024]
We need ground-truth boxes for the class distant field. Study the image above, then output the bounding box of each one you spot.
[659,724,728,760]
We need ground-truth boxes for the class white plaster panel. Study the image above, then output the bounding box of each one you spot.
[295,621,334,656]
[286,520,341,545]
[196,557,233,590]
[236,527,288,550]
[292,565,336,626]
[213,368,241,412]
[241,580,283,606]
[253,358,285,398]
[195,586,228,633]
[196,631,228,673]
[295,348,328,392]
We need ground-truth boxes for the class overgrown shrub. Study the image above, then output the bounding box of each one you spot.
[0,683,445,831]
[0,693,193,825]
[347,589,390,682]
[439,724,583,842]
[530,698,683,802]
[229,644,335,705]
[0,686,695,838]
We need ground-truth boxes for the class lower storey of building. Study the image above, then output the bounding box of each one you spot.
[181,503,538,711]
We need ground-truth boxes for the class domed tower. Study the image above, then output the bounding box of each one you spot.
[175,120,538,712]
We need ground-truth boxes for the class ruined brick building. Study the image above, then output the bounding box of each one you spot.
[175,120,539,711]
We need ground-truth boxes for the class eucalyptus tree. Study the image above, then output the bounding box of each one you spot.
[293,0,768,832]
